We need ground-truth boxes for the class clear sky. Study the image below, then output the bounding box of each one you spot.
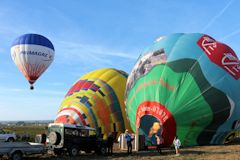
[0,0,239,121]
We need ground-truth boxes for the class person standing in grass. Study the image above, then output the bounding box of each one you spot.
[173,135,181,156]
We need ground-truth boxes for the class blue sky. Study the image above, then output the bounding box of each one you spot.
[0,0,239,121]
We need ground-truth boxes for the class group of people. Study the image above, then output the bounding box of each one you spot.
[106,129,134,155]
[106,129,181,156]
[124,129,182,156]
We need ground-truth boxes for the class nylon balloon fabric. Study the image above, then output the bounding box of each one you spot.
[125,33,240,146]
[55,68,131,139]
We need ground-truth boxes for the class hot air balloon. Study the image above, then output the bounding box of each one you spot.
[11,33,54,90]
[125,33,240,146]
[55,68,132,139]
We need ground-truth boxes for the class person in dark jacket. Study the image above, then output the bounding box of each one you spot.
[107,132,114,155]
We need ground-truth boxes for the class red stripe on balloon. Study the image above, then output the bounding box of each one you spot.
[60,107,87,125]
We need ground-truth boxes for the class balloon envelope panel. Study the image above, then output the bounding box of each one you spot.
[56,68,131,139]
[125,33,240,146]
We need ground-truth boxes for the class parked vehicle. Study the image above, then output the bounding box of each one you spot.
[0,142,46,160]
[0,123,106,159]
[47,123,107,157]
[0,129,17,142]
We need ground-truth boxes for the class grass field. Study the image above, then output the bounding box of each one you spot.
[10,144,240,160]
[3,125,47,142]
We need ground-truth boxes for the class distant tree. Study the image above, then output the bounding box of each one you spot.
[16,121,25,126]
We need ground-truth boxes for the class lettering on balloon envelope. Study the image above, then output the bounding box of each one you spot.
[197,35,240,79]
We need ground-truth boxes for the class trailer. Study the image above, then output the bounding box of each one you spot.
[0,142,46,160]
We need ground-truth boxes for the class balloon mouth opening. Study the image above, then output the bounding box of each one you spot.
[136,101,176,146]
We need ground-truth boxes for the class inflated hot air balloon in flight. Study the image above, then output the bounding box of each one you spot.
[55,68,132,139]
[11,33,54,90]
[125,33,240,146]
